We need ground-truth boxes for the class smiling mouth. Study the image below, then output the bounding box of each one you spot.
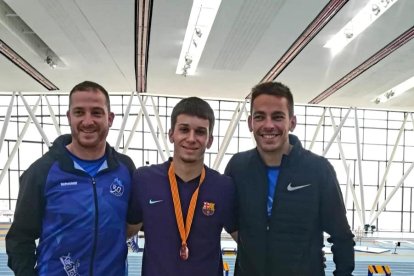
[80,131,96,136]
[81,129,96,133]
[183,145,199,151]
[261,134,279,138]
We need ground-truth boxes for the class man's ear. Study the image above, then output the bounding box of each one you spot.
[168,129,174,143]
[206,135,214,149]
[108,112,115,127]
[247,115,253,132]
[289,115,297,132]
[66,110,71,124]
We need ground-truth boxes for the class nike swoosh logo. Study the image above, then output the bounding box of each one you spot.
[149,199,163,204]
[287,183,311,192]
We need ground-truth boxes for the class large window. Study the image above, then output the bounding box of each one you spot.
[0,93,413,233]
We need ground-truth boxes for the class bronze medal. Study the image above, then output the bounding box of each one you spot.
[180,244,189,260]
[168,162,205,262]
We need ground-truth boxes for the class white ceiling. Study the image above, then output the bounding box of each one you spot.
[0,0,413,111]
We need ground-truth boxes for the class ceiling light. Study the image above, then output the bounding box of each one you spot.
[176,0,222,76]
[372,76,414,104]
[324,0,398,56]
[45,56,57,69]
[136,0,152,92]
[195,27,202,38]
[371,4,380,16]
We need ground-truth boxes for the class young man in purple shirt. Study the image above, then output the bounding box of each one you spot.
[127,97,237,276]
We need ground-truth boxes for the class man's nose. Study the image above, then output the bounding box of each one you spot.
[187,130,196,141]
[263,116,275,128]
[81,113,94,125]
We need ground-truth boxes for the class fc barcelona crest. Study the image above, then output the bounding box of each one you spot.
[202,202,215,216]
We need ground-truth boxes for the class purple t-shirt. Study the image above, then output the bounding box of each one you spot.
[128,160,237,276]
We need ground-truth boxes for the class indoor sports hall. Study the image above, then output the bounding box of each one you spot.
[1,0,414,275]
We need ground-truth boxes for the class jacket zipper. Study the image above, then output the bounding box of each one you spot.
[90,178,99,276]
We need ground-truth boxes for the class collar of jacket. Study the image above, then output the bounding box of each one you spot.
[49,134,118,173]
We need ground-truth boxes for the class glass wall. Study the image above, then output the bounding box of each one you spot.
[0,93,413,233]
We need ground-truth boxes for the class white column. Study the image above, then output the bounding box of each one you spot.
[115,92,135,151]
[0,97,41,186]
[308,108,326,151]
[122,96,148,154]
[369,113,408,217]
[18,92,51,147]
[213,100,247,170]
[354,107,366,226]
[0,92,15,154]
[137,94,166,162]
[150,96,170,158]
[43,95,62,136]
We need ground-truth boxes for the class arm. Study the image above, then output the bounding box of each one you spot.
[224,158,239,243]
[222,171,239,240]
[127,223,142,239]
[6,167,44,276]
[321,161,355,276]
[230,231,238,243]
[126,168,143,237]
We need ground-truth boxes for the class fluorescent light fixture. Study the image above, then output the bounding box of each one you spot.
[136,0,151,92]
[324,0,398,56]
[372,76,414,104]
[176,0,222,76]
[0,39,58,90]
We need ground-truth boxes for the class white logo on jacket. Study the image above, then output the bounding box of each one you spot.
[110,178,124,196]
[60,181,78,187]
[287,183,311,191]
[60,253,80,276]
[149,199,163,204]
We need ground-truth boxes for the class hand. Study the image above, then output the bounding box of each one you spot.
[322,250,327,268]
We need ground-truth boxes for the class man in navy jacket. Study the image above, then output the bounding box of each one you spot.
[225,81,355,275]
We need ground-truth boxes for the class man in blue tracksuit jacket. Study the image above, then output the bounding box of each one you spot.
[6,81,136,276]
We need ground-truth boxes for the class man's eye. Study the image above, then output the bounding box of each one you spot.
[92,111,104,116]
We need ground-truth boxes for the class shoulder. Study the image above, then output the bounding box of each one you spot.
[114,151,136,170]
[228,149,256,165]
[20,151,57,191]
[295,145,329,166]
[204,167,235,195]
[293,148,337,184]
[289,134,326,165]
[25,151,57,175]
[225,149,257,176]
[206,166,232,183]
[232,148,256,159]
[134,162,166,179]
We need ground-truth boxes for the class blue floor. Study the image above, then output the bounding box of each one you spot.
[1,252,414,275]
[1,237,414,275]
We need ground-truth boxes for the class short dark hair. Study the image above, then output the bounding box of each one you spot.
[69,81,111,112]
[171,97,215,134]
[250,81,294,117]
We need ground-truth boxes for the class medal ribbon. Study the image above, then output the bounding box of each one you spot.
[168,161,205,250]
